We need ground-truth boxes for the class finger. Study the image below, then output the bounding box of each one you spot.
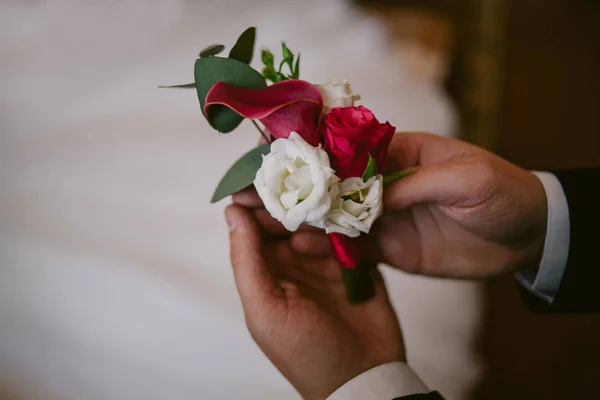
[263,240,295,274]
[279,256,345,295]
[373,212,422,274]
[289,260,384,304]
[385,132,429,170]
[253,209,288,235]
[298,256,341,281]
[383,160,477,210]
[265,239,338,280]
[232,186,263,209]
[225,205,279,309]
[291,229,380,264]
[253,209,322,235]
[290,231,331,256]
[385,132,468,170]
[290,231,381,265]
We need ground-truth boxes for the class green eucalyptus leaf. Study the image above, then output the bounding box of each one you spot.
[211,144,271,203]
[362,154,377,182]
[292,52,301,79]
[194,57,266,133]
[382,167,418,185]
[158,83,195,89]
[229,27,256,64]
[199,44,225,58]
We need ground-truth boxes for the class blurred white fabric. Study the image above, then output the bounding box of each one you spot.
[0,1,480,399]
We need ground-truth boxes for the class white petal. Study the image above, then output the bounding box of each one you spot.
[363,176,383,205]
[270,137,288,155]
[255,177,286,223]
[339,177,363,196]
[325,222,360,237]
[315,82,360,114]
[330,213,351,228]
[326,175,384,235]
[308,219,327,229]
[266,171,289,194]
[280,189,301,210]
[281,213,305,232]
[252,131,342,233]
[284,165,313,199]
[341,199,370,218]
[288,163,332,222]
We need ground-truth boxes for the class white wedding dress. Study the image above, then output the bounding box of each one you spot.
[0,1,481,399]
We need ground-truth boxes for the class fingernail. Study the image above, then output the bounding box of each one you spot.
[225,207,236,231]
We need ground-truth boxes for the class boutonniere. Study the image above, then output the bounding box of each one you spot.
[162,27,415,303]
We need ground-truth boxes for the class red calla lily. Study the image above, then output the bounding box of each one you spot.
[205,79,323,146]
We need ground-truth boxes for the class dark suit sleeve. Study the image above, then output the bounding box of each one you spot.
[392,392,445,399]
[520,168,600,312]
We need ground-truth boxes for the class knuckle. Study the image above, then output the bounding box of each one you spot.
[459,156,499,203]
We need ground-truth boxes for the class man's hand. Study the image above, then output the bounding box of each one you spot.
[235,132,548,280]
[225,205,405,400]
[369,132,548,278]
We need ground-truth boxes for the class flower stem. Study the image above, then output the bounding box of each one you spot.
[341,266,376,304]
[251,120,271,144]
[382,167,418,185]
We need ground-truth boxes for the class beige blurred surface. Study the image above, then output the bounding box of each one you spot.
[0,1,479,399]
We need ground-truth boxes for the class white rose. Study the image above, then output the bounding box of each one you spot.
[254,132,339,232]
[324,175,383,238]
[315,81,361,114]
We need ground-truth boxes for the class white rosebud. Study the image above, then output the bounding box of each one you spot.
[254,132,340,232]
[325,175,383,238]
[315,81,361,114]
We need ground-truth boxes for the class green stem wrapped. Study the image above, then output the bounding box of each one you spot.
[341,265,375,304]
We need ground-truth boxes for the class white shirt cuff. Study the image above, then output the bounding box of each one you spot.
[515,171,570,303]
[326,362,429,400]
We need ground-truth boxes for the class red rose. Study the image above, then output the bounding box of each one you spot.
[323,106,395,180]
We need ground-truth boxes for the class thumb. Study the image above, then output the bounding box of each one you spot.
[225,205,278,309]
[383,161,474,210]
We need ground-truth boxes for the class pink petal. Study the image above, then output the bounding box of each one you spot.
[205,80,323,146]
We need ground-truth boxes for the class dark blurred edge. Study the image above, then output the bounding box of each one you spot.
[353,0,507,151]
[353,1,600,399]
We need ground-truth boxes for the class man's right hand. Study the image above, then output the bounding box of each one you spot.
[234,132,549,280]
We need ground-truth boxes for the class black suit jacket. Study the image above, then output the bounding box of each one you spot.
[392,392,444,399]
[520,167,600,312]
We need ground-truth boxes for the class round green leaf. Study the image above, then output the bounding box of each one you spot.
[211,144,270,203]
[199,44,225,58]
[194,57,266,133]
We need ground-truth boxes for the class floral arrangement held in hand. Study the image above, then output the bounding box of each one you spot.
[162,27,414,303]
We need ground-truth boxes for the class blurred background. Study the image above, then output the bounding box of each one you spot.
[0,0,598,399]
